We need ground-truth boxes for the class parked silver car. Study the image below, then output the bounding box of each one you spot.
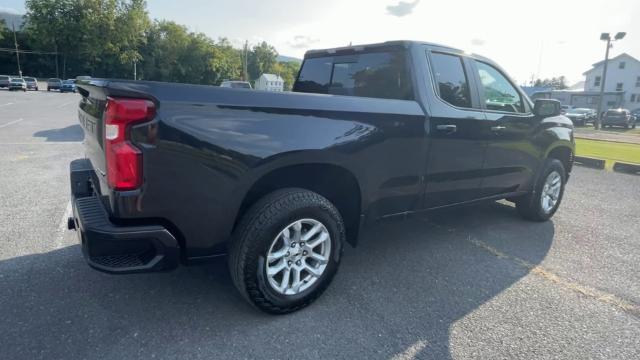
[23,77,39,91]
[0,75,11,88]
[8,77,27,92]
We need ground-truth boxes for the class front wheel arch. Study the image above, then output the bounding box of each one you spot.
[545,145,573,175]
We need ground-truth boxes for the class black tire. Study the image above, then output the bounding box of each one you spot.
[229,188,345,314]
[516,158,567,222]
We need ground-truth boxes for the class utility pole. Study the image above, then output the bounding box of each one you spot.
[596,32,626,130]
[63,54,66,79]
[55,44,59,78]
[12,24,22,77]
[243,40,249,81]
[133,60,137,80]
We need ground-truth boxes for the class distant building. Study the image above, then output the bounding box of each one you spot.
[255,74,284,92]
[530,90,624,110]
[521,86,552,97]
[583,53,640,109]
[530,53,640,110]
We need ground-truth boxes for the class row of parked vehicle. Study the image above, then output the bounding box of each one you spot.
[561,105,639,129]
[0,75,39,91]
[0,75,90,93]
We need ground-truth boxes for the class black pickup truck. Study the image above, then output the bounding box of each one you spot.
[69,40,574,313]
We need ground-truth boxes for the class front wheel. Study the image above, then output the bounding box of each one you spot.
[516,158,567,221]
[229,188,345,314]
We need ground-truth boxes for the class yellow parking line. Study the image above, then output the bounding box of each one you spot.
[467,236,640,317]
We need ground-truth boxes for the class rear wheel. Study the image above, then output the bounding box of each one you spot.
[229,188,345,314]
[516,158,566,221]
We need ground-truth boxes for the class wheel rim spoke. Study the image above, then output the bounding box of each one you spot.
[265,218,332,296]
[541,171,562,213]
[301,223,322,241]
[309,251,328,264]
[268,247,288,263]
[279,268,291,292]
[307,232,329,249]
[291,267,302,293]
[267,259,286,276]
[304,263,322,278]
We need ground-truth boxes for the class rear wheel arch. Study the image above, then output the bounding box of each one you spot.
[235,163,362,246]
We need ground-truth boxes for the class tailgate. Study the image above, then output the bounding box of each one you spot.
[77,83,109,189]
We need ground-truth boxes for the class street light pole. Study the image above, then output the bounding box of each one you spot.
[12,24,22,77]
[595,32,626,130]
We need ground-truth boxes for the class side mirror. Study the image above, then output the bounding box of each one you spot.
[534,99,561,117]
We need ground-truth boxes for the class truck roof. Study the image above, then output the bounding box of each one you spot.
[304,40,463,58]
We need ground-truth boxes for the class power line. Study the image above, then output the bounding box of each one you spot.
[0,48,59,55]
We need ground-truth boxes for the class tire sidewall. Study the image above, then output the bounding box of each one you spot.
[242,196,345,310]
[533,159,566,220]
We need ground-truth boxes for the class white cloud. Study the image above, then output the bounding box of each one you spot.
[386,0,420,17]
[0,6,21,14]
[147,0,640,85]
[471,38,486,46]
[288,35,320,50]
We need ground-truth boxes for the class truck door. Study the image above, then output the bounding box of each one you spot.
[469,60,539,197]
[421,50,489,208]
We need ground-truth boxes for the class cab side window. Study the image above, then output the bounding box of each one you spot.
[429,52,472,108]
[475,61,525,113]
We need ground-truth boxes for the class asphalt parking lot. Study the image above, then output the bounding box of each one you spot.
[1,89,639,360]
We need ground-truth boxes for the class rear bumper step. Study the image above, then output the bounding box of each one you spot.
[70,159,179,274]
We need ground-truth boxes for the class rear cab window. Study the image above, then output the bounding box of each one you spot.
[293,50,414,101]
[429,52,473,108]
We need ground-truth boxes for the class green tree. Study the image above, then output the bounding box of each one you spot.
[0,19,6,41]
[273,61,301,90]
[248,41,278,80]
[533,76,569,90]
[19,0,291,85]
[25,0,150,78]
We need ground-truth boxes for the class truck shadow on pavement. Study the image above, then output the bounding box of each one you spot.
[0,202,553,360]
[33,124,84,142]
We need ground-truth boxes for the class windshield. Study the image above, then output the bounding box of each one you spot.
[0,76,8,80]
[49,79,61,83]
[24,77,36,82]
[63,80,75,84]
[11,78,23,83]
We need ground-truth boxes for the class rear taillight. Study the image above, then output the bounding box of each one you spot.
[104,97,155,191]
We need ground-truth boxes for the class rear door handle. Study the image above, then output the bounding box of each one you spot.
[436,124,457,133]
[491,126,506,131]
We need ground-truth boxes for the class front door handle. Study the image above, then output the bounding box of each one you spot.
[436,124,457,133]
[491,126,506,132]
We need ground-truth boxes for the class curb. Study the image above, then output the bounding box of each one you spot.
[573,156,605,169]
[612,162,640,175]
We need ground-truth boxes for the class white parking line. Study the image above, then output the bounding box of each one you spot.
[0,102,14,107]
[54,201,73,250]
[56,101,76,109]
[0,118,24,129]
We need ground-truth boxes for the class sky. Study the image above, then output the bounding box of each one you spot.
[2,0,639,85]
